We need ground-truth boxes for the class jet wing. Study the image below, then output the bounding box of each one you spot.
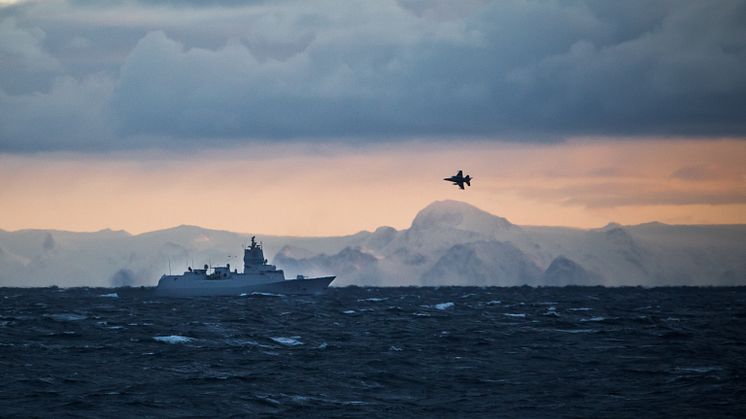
[458,182,465,190]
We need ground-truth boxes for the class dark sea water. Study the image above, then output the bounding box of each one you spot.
[1,286,744,418]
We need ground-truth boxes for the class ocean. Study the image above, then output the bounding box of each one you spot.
[1,286,744,418]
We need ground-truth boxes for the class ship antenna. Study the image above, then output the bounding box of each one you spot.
[168,258,172,275]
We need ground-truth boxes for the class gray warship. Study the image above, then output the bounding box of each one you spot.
[154,237,335,297]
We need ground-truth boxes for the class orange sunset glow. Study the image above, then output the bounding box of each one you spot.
[2,138,745,236]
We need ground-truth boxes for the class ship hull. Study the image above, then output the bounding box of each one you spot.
[152,276,335,298]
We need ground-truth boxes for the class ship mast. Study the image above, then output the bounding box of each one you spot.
[243,235,267,273]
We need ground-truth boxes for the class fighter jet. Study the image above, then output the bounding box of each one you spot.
[444,170,472,190]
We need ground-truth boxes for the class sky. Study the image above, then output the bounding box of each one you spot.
[1,0,745,235]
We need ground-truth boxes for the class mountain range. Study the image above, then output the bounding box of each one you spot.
[1,200,744,287]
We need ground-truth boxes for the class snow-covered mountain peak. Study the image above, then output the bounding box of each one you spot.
[410,200,514,233]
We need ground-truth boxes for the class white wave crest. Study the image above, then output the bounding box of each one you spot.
[271,336,304,346]
[154,335,193,344]
[580,316,606,322]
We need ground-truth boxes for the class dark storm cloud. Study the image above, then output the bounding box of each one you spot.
[68,0,271,7]
[1,0,745,151]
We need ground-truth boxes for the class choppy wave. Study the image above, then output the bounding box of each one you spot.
[46,313,88,321]
[0,285,744,417]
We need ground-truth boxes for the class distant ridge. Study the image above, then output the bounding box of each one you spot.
[3,203,740,238]
[1,200,745,287]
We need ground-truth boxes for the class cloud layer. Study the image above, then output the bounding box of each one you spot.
[1,0,746,151]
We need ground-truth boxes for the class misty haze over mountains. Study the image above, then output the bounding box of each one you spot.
[1,201,744,288]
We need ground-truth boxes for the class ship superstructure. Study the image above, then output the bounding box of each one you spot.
[154,237,334,297]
